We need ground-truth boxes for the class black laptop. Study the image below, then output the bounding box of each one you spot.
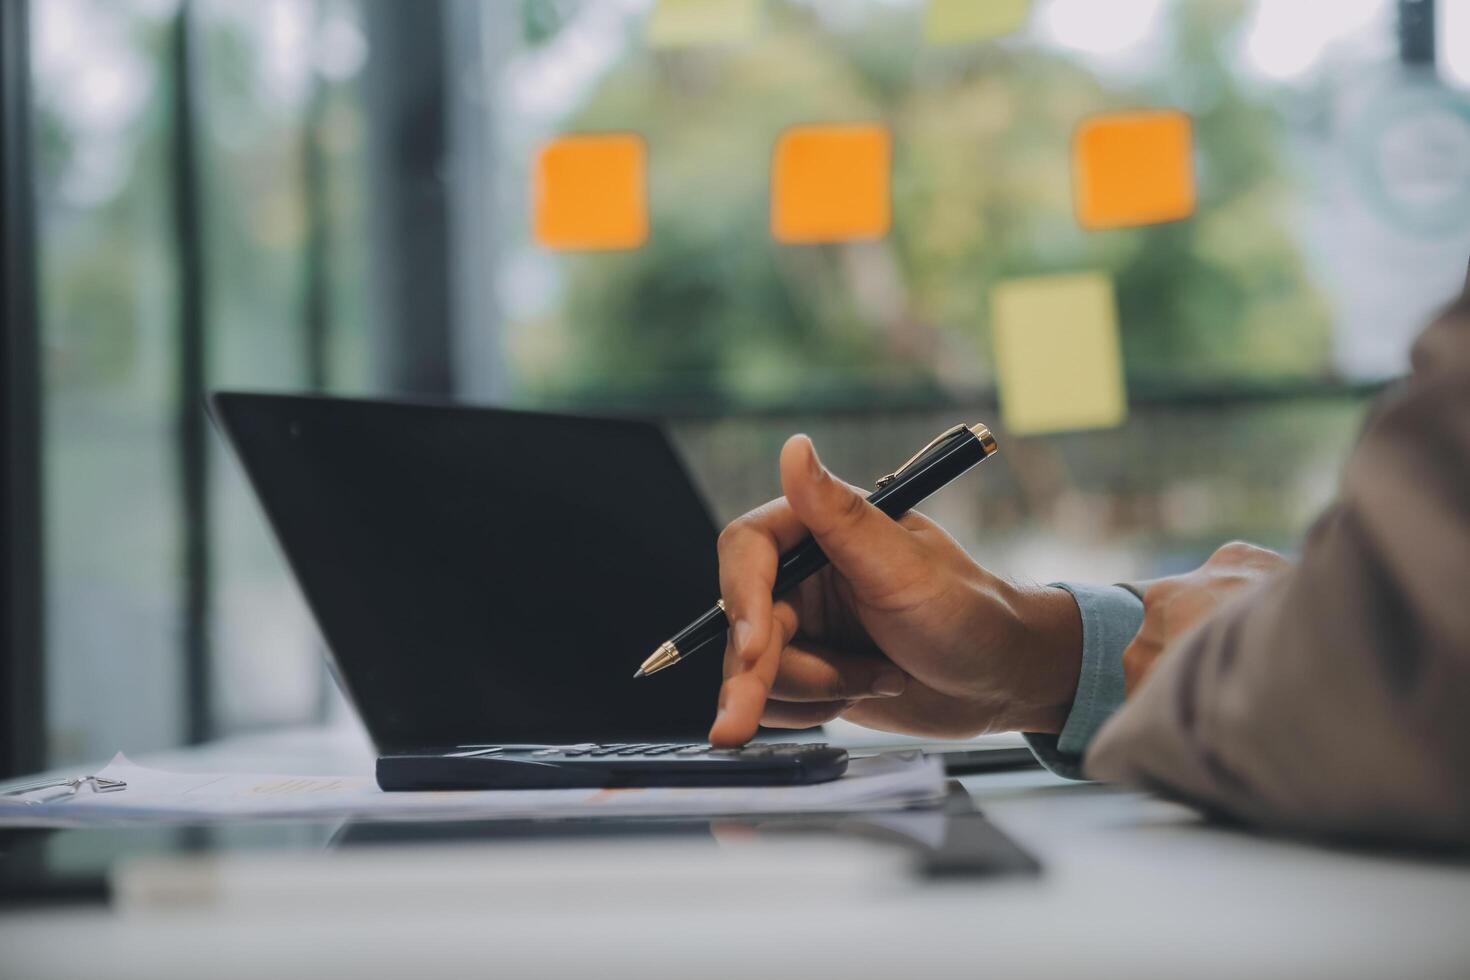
[208,393,847,788]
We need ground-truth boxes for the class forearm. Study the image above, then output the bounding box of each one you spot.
[1085,299,1470,846]
[1086,510,1470,844]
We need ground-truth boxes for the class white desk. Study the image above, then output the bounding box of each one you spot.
[3,726,1469,980]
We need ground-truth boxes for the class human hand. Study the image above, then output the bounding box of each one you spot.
[707,434,1084,747]
[1122,542,1289,694]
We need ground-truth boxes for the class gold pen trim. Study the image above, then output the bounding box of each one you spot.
[634,640,681,679]
[969,423,998,456]
[634,600,725,678]
[875,421,997,489]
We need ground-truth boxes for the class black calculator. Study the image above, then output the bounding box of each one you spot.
[376,742,850,790]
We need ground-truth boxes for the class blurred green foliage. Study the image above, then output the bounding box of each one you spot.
[517,0,1333,408]
[34,4,372,404]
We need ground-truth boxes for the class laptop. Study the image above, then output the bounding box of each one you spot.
[208,392,848,787]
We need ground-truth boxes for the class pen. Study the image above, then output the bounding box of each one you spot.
[635,422,999,678]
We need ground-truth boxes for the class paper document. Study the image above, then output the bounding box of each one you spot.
[823,718,1028,752]
[0,751,946,827]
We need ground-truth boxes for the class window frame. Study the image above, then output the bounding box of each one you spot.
[1,0,46,781]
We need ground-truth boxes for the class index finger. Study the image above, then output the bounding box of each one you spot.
[717,497,810,668]
[710,597,799,746]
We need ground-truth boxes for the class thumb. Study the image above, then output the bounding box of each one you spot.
[779,435,928,600]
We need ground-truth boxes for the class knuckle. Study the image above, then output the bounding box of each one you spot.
[770,705,840,728]
[1213,540,1257,562]
[762,703,814,728]
[1122,643,1149,677]
[830,484,868,530]
[772,603,799,643]
[818,671,848,702]
[716,520,747,554]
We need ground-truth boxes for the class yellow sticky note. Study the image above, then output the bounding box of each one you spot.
[771,123,891,244]
[924,0,1029,44]
[647,0,761,49]
[991,273,1127,436]
[1073,109,1196,230]
[532,133,648,252]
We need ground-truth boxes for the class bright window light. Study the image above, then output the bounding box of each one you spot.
[1441,0,1470,90]
[1039,0,1164,56]
[1242,0,1389,82]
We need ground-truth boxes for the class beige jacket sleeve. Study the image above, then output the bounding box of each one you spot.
[1085,273,1470,847]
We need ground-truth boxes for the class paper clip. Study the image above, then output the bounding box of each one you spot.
[0,774,128,806]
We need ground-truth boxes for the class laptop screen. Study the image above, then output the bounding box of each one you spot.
[209,392,725,751]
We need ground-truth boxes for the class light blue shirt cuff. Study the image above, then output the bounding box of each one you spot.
[1022,582,1143,780]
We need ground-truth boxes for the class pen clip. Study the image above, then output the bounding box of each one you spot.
[875,424,971,490]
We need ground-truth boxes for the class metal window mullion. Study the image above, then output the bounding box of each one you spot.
[361,0,456,397]
[0,0,46,780]
[168,1,213,746]
[302,10,331,394]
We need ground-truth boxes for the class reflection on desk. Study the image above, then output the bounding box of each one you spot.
[2,727,1468,980]
[0,783,1037,908]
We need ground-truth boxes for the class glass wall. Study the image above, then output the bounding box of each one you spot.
[34,0,183,763]
[195,0,371,734]
[486,0,1469,581]
[26,0,1470,764]
[32,0,374,762]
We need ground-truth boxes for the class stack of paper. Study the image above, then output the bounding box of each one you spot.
[0,751,947,827]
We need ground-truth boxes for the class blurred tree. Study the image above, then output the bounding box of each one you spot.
[526,0,1333,408]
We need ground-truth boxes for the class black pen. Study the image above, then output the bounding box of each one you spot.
[634,422,999,678]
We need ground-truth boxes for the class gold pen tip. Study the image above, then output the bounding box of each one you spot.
[636,640,680,679]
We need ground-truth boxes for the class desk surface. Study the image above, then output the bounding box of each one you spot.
[3,726,1468,980]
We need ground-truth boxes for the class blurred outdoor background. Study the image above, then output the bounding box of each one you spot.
[22,0,1470,764]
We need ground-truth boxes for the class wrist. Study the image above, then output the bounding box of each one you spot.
[995,583,1084,734]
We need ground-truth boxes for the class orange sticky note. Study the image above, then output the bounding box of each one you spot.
[533,133,648,251]
[1073,110,1195,230]
[771,123,891,244]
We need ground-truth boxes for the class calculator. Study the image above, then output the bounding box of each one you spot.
[375,742,850,790]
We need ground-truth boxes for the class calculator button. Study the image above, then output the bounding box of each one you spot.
[531,749,560,757]
[563,748,592,756]
[675,746,708,756]
[589,748,620,756]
